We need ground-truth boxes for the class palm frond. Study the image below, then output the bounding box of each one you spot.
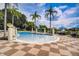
[0,12,3,16]
[0,12,4,19]
[45,12,49,18]
[45,10,48,12]
[30,14,34,17]
[30,11,41,20]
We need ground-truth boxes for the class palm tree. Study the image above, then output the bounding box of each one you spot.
[4,3,21,38]
[8,3,22,25]
[4,3,7,38]
[8,8,22,25]
[45,6,57,35]
[30,11,41,33]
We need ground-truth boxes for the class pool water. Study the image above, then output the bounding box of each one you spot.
[17,32,59,43]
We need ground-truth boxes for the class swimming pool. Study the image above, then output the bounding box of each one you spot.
[17,32,59,43]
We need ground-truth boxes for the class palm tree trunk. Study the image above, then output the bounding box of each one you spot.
[4,3,7,38]
[35,19,37,33]
[12,15,14,25]
[50,13,52,35]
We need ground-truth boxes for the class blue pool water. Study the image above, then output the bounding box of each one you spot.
[17,32,58,43]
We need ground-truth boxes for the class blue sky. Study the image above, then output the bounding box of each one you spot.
[17,3,79,29]
[0,3,79,29]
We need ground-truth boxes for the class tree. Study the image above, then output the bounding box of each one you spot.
[39,24,47,32]
[26,22,34,31]
[1,9,26,30]
[6,3,21,25]
[4,3,7,38]
[45,6,57,35]
[0,11,4,30]
[14,14,27,29]
[0,11,4,20]
[3,3,26,38]
[30,11,41,33]
[8,8,22,25]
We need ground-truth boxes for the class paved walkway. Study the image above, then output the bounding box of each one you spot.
[0,35,79,56]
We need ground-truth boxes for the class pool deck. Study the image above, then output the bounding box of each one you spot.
[0,35,79,56]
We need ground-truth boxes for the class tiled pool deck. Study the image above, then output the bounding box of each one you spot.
[0,35,79,56]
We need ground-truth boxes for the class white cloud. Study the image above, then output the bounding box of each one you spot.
[58,5,67,9]
[63,8,76,16]
[37,3,46,7]
[59,6,79,19]
[54,7,63,17]
[55,17,79,28]
[53,6,79,28]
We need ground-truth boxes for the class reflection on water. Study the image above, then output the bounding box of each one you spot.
[17,32,57,43]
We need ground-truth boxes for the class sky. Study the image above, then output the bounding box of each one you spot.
[0,3,79,29]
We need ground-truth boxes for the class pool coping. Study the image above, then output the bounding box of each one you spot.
[12,35,60,44]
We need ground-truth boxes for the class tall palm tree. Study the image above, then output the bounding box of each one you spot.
[4,3,7,38]
[4,3,14,38]
[4,3,21,38]
[8,8,22,25]
[45,6,57,35]
[30,11,41,33]
[8,3,22,25]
